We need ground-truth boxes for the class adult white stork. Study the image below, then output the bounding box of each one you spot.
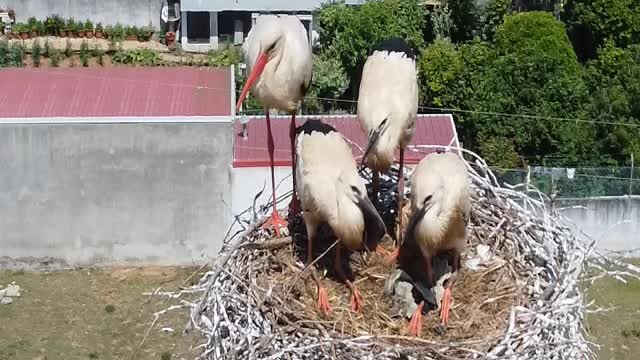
[295,119,386,313]
[402,151,471,335]
[236,14,313,236]
[357,37,419,255]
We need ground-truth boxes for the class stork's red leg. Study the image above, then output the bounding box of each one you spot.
[440,250,460,325]
[288,113,301,217]
[334,243,363,312]
[262,109,288,236]
[407,301,424,337]
[308,228,330,314]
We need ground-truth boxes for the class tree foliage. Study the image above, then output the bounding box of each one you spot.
[316,0,427,76]
[562,0,640,60]
[310,0,640,169]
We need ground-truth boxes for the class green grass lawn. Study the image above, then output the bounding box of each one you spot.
[584,259,640,360]
[0,267,203,360]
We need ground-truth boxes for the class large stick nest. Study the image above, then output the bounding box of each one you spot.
[182,146,640,359]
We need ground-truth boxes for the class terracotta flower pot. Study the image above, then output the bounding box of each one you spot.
[77,30,86,38]
[67,30,76,38]
[20,31,29,40]
[59,30,67,37]
[95,31,103,39]
[29,30,37,39]
[6,32,13,40]
[85,30,94,39]
[166,31,176,45]
[125,35,136,41]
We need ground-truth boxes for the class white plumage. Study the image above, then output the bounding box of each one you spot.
[357,38,419,248]
[295,119,386,313]
[402,151,471,332]
[235,14,314,236]
[358,44,419,171]
[409,152,471,256]
[241,14,313,112]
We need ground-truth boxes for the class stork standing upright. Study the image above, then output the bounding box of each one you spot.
[357,37,418,254]
[402,151,471,335]
[236,15,313,236]
[295,119,386,314]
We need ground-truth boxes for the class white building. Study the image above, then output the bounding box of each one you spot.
[180,0,365,52]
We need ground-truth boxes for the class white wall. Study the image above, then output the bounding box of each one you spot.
[558,196,640,255]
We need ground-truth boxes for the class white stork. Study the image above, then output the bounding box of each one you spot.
[295,119,386,313]
[236,14,313,236]
[401,151,471,335]
[357,37,419,254]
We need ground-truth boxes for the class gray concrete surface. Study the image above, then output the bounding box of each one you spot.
[0,121,232,267]
[557,196,640,254]
[1,0,161,28]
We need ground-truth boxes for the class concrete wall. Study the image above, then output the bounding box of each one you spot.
[1,0,161,28]
[0,120,232,268]
[557,196,640,254]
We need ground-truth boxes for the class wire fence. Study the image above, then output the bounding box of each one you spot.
[493,166,640,198]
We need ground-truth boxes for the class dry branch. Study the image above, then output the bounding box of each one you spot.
[155,147,640,360]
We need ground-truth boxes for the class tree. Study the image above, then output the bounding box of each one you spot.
[584,44,640,164]
[481,0,511,41]
[562,0,640,60]
[446,0,481,43]
[316,0,427,82]
[303,47,350,114]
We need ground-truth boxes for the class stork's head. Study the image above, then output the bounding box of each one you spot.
[235,29,284,111]
[336,174,386,252]
[360,118,391,169]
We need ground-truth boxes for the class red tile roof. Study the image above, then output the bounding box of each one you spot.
[233,114,460,168]
[0,67,232,118]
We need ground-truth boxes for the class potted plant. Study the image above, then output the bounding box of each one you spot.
[28,18,39,38]
[95,23,104,38]
[84,19,93,39]
[66,18,76,38]
[102,24,112,39]
[76,21,85,38]
[45,15,63,36]
[15,23,29,40]
[125,25,137,41]
[137,25,153,42]
[166,31,176,47]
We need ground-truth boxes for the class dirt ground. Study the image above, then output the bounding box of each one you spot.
[0,266,204,360]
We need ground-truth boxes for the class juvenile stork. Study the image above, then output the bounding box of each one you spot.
[236,14,313,236]
[357,37,418,252]
[295,119,386,314]
[402,151,471,335]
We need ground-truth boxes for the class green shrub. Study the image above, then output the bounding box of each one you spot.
[49,48,60,67]
[66,18,75,32]
[10,43,24,67]
[0,41,9,67]
[111,47,159,66]
[84,19,93,30]
[65,38,72,57]
[125,25,138,38]
[43,39,51,57]
[31,40,42,67]
[45,14,64,35]
[205,46,242,67]
[137,25,154,41]
[93,45,104,66]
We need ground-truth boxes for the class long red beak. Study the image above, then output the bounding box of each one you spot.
[236,53,269,112]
